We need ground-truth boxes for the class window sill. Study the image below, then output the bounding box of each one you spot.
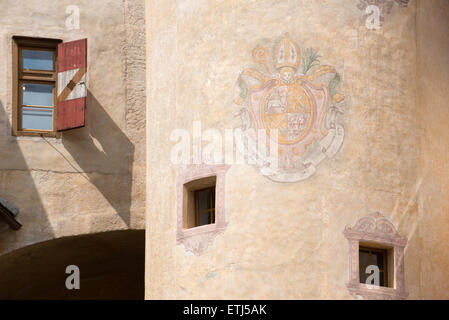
[178,223,227,241]
[347,282,409,300]
[13,130,61,139]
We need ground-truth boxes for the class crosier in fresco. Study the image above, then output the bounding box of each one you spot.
[233,33,345,183]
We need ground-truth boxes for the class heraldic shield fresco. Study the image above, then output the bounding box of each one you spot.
[233,33,346,183]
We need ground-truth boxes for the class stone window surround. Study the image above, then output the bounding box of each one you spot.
[176,164,230,255]
[343,212,408,300]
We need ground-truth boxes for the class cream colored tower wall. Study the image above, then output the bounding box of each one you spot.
[144,0,443,299]
[416,0,449,299]
[0,0,146,254]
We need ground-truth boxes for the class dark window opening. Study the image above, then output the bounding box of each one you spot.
[195,187,215,226]
[183,176,216,229]
[359,247,388,287]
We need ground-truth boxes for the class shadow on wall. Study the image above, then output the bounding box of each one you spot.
[0,87,135,256]
[0,101,54,254]
[61,90,134,227]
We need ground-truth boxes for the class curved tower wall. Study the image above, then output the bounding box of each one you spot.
[145,0,449,299]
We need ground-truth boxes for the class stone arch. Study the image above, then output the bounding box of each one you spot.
[0,229,144,299]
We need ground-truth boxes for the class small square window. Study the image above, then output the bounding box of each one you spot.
[176,164,230,255]
[359,246,389,287]
[344,213,408,299]
[183,176,216,229]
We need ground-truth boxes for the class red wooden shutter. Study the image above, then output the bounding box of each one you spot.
[57,38,87,131]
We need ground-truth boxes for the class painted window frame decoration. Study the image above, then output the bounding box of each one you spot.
[176,164,230,255]
[343,212,408,300]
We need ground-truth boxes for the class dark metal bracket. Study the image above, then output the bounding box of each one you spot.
[0,198,22,230]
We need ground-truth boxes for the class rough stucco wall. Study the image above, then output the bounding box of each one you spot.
[146,0,427,299]
[416,0,449,299]
[0,0,146,254]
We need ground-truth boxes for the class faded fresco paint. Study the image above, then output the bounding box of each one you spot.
[233,33,345,182]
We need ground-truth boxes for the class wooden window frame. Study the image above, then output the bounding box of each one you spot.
[359,246,388,287]
[12,36,62,138]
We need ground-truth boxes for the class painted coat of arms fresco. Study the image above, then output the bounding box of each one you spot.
[233,33,346,183]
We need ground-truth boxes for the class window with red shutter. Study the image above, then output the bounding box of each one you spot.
[12,37,87,137]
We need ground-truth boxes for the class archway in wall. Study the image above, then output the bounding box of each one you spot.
[0,230,145,299]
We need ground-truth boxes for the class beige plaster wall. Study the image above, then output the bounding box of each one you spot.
[145,0,440,299]
[416,0,449,299]
[0,0,146,254]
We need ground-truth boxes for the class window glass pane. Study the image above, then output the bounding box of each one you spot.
[379,271,385,287]
[22,107,53,130]
[372,252,384,270]
[198,212,211,226]
[359,249,387,286]
[196,188,216,226]
[22,83,53,106]
[198,189,212,212]
[359,250,370,284]
[22,49,54,71]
